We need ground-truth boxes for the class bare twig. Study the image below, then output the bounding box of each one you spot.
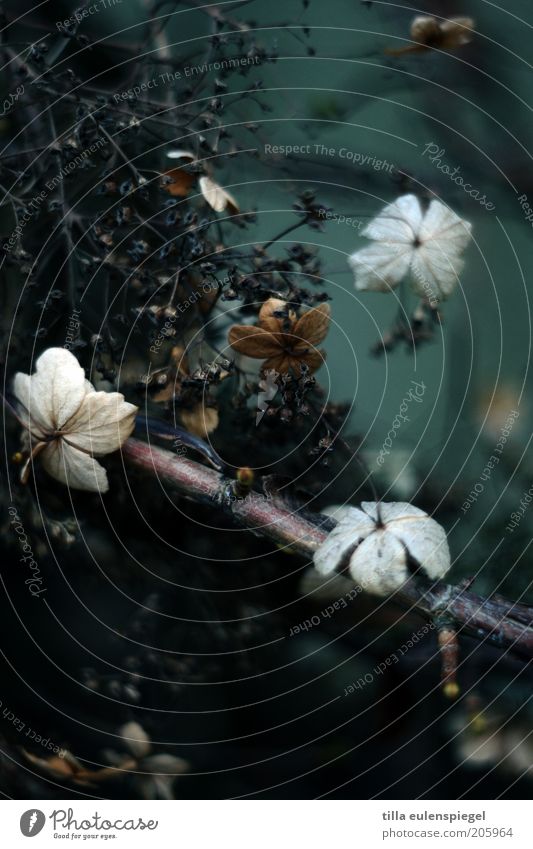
[122,437,533,659]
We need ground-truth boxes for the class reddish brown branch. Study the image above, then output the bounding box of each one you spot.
[122,438,533,659]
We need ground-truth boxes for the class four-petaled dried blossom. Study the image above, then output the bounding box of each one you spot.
[228,297,330,375]
[13,348,138,493]
[313,501,450,596]
[348,194,472,302]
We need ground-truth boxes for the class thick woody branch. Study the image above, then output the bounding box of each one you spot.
[122,438,533,660]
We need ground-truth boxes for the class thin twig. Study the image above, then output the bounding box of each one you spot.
[122,437,533,659]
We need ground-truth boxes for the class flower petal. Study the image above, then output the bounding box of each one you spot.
[262,353,292,374]
[64,390,138,455]
[293,303,330,346]
[361,501,426,523]
[349,243,413,292]
[411,244,464,300]
[14,347,87,433]
[362,194,423,243]
[228,325,282,358]
[12,373,47,438]
[387,515,450,580]
[348,529,409,595]
[199,175,239,215]
[313,506,376,577]
[258,298,291,333]
[292,349,325,375]
[419,199,472,252]
[41,440,109,492]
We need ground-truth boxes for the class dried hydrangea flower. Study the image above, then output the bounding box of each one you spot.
[13,347,138,493]
[348,194,472,302]
[179,404,219,438]
[313,501,450,596]
[228,297,330,375]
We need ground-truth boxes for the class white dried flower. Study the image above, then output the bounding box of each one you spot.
[348,194,472,302]
[13,347,138,493]
[313,501,450,596]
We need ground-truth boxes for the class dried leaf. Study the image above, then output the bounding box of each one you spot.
[199,175,240,215]
[166,150,196,161]
[386,15,474,55]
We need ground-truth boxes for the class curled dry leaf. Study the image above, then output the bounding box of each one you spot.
[228,297,330,376]
[13,347,138,493]
[199,175,240,215]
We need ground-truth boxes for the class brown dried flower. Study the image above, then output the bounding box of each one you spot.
[228,298,330,375]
